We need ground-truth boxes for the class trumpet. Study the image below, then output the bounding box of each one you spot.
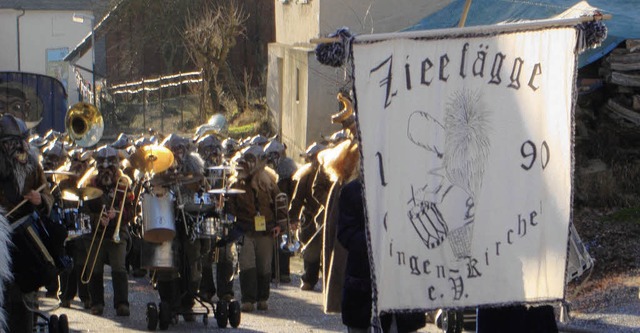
[81,176,129,284]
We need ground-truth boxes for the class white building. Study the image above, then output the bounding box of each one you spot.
[267,0,452,162]
[0,0,98,107]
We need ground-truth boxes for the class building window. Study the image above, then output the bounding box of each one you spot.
[295,68,300,103]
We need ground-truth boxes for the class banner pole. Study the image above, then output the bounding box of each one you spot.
[458,0,473,28]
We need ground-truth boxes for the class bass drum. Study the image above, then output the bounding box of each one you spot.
[140,240,178,271]
[142,193,176,243]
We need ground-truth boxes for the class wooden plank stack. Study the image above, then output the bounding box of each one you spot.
[602,39,640,125]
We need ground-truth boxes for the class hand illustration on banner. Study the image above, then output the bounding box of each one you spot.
[407,88,491,259]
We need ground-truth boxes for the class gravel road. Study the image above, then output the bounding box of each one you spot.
[33,260,639,332]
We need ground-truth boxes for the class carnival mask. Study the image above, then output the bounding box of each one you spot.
[70,158,89,175]
[234,146,265,179]
[1,137,29,165]
[43,155,61,170]
[171,145,186,163]
[97,165,118,187]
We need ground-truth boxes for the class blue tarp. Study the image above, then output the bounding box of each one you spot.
[404,0,640,68]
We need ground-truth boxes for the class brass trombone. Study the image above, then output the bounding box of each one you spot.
[80,176,129,284]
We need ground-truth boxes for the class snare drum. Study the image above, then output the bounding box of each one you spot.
[64,208,92,240]
[142,193,176,243]
[197,217,217,238]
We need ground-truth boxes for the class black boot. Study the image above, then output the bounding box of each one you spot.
[88,273,105,315]
[112,271,129,311]
[301,260,320,287]
[239,268,257,304]
[88,273,104,307]
[257,273,271,302]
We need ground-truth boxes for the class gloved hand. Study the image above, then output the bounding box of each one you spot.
[215,238,227,247]
[216,225,244,247]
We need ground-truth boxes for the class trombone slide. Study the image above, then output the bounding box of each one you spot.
[80,176,129,284]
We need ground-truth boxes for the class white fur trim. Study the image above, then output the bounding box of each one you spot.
[0,206,14,329]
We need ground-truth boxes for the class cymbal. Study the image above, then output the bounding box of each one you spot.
[151,173,204,187]
[62,186,104,201]
[208,188,246,195]
[130,145,174,174]
[183,203,216,213]
[207,165,233,171]
[44,170,77,176]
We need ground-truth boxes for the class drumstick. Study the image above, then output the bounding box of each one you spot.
[6,183,47,217]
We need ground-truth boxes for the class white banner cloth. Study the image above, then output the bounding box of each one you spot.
[353,28,577,312]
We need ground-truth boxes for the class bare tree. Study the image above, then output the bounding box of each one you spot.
[183,0,248,115]
[105,0,202,81]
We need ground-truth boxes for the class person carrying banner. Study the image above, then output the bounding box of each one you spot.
[338,178,427,333]
[289,142,326,291]
[0,114,54,332]
[312,91,360,313]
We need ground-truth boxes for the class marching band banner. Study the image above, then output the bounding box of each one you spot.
[353,27,577,312]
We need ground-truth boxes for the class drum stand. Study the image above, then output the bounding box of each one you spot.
[145,212,241,331]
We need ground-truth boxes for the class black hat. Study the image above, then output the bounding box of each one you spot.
[0,114,28,140]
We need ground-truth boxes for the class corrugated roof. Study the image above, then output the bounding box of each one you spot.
[0,0,95,10]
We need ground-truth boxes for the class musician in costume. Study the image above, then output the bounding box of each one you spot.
[80,145,134,316]
[289,142,326,291]
[41,140,70,298]
[59,148,93,309]
[222,137,239,160]
[41,140,69,227]
[312,91,358,313]
[112,133,147,278]
[0,114,54,332]
[225,145,287,312]
[155,134,209,320]
[264,139,298,283]
[196,134,236,301]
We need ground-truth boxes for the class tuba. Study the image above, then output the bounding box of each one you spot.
[194,113,227,139]
[66,102,104,147]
